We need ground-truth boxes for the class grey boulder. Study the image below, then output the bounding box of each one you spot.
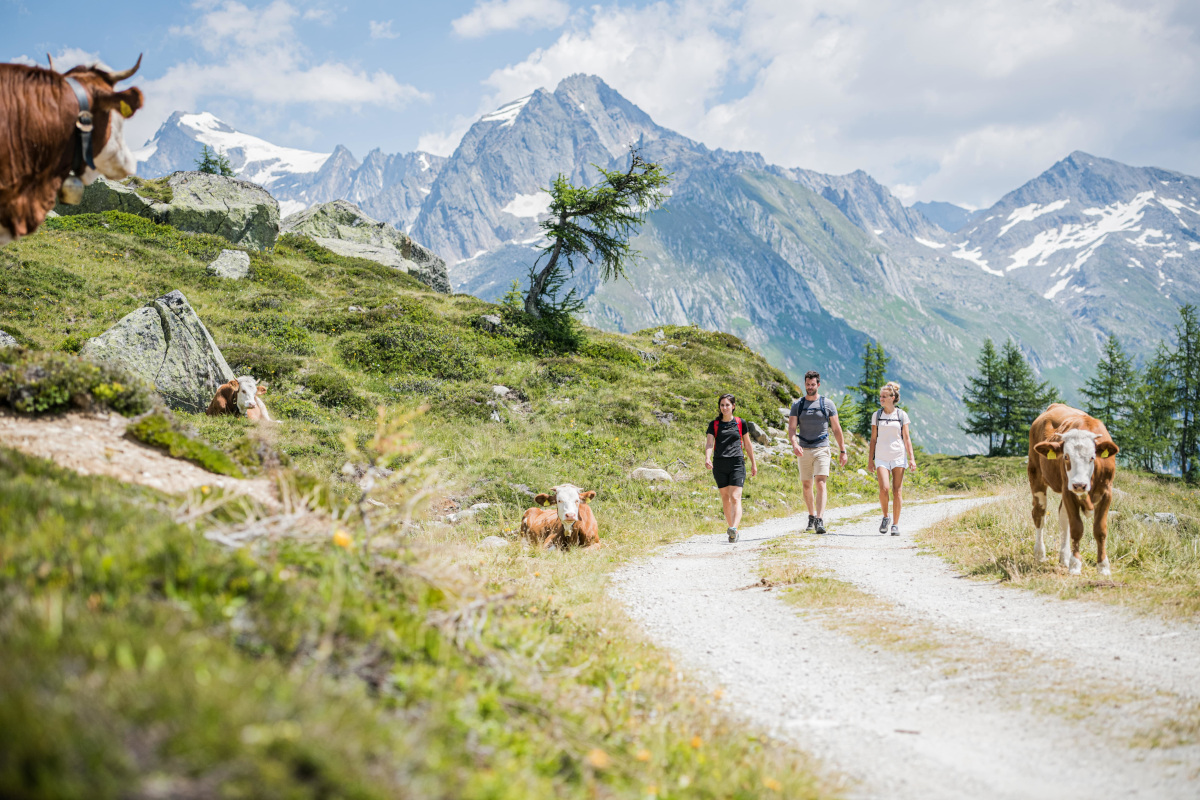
[207,249,251,279]
[81,290,233,413]
[281,200,450,293]
[0,329,17,349]
[55,173,280,251]
[156,172,280,250]
[631,467,673,482]
[746,420,772,446]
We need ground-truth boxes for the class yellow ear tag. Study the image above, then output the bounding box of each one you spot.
[1046,451,1056,460]
[1100,449,1109,459]
[119,100,133,118]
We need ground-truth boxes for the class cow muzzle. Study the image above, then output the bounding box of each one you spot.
[1071,482,1089,495]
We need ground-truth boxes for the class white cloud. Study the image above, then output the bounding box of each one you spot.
[9,55,40,67]
[448,0,1200,208]
[452,0,571,38]
[128,0,427,148]
[369,20,399,39]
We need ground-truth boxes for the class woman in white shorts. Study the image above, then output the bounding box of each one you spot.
[868,381,916,536]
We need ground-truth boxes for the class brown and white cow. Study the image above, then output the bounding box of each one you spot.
[519,484,601,550]
[0,55,144,245]
[206,376,271,421]
[1028,403,1120,576]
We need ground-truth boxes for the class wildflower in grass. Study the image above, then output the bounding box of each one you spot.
[690,735,702,749]
[585,748,610,769]
[333,529,353,548]
[762,776,783,791]
[635,748,651,762]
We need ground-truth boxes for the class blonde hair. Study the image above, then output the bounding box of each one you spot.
[880,381,901,402]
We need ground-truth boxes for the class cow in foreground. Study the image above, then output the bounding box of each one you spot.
[520,484,601,550]
[0,55,144,245]
[206,376,271,421]
[1028,403,1120,575]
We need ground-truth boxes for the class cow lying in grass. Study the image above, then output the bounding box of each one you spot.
[520,484,601,550]
[206,376,271,421]
[1028,403,1119,576]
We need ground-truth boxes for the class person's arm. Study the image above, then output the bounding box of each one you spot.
[830,411,848,467]
[705,432,715,469]
[788,413,803,457]
[868,416,878,465]
[902,422,916,470]
[743,433,758,477]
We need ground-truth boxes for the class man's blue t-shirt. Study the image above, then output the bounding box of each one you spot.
[789,395,838,446]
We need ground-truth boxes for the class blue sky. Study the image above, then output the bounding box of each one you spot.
[5,0,1200,208]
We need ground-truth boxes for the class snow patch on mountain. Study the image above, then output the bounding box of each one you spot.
[502,192,551,219]
[951,242,1001,275]
[998,199,1070,238]
[913,236,945,249]
[1006,191,1156,272]
[480,96,532,128]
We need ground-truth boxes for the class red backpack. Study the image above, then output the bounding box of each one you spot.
[711,416,746,451]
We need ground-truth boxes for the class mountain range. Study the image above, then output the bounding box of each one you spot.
[134,76,1200,452]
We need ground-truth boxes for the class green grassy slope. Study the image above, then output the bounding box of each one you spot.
[4,212,918,798]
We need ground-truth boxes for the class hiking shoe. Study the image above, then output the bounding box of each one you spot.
[879,515,890,534]
[814,517,827,535]
[728,527,739,543]
[805,515,816,531]
[890,524,900,536]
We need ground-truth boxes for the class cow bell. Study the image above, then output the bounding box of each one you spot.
[59,175,85,205]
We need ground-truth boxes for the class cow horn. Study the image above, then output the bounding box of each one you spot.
[102,53,142,84]
[47,53,56,72]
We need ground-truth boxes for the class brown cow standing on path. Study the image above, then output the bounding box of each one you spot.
[0,55,144,245]
[520,484,601,550]
[1028,403,1120,576]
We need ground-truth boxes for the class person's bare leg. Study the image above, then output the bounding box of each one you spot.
[802,479,815,517]
[876,466,891,516]
[814,476,828,518]
[720,486,735,527]
[730,486,744,529]
[891,467,905,524]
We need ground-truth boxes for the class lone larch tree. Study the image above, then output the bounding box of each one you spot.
[523,150,669,318]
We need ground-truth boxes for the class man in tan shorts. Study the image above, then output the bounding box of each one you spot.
[788,370,848,534]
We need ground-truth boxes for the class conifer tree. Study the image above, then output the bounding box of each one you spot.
[961,338,1003,454]
[995,338,1059,455]
[1168,304,1200,482]
[195,145,235,177]
[847,341,890,440]
[1080,335,1137,447]
[524,150,669,319]
[1124,344,1176,472]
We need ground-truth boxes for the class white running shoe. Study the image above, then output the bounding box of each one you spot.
[879,515,890,534]
[890,524,900,536]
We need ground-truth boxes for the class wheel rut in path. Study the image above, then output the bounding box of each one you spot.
[611,498,1200,799]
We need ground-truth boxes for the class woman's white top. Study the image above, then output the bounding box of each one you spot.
[872,408,910,458]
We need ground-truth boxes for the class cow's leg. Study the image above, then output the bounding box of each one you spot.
[1032,490,1048,562]
[1064,498,1085,575]
[1028,460,1049,562]
[1057,498,1072,569]
[1094,494,1112,576]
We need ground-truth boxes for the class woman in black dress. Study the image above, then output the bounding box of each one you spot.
[704,394,758,542]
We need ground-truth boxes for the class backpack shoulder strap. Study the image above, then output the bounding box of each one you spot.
[736,417,744,439]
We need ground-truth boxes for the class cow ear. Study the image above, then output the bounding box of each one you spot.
[94,86,144,119]
[257,385,268,395]
[1034,441,1062,459]
[534,493,554,506]
[580,491,596,503]
[1095,439,1119,459]
[229,379,239,391]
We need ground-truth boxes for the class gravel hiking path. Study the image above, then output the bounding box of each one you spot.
[611,498,1200,799]
[0,411,278,507]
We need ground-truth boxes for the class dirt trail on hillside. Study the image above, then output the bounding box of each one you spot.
[0,411,278,507]
[612,499,1200,799]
